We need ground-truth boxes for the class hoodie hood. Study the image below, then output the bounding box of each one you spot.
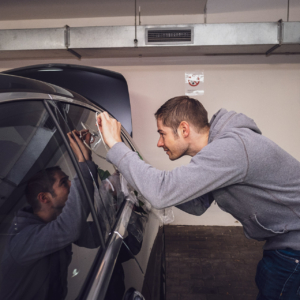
[208,108,262,143]
[12,206,45,234]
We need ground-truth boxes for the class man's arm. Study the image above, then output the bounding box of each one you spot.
[105,135,247,209]
[96,112,248,210]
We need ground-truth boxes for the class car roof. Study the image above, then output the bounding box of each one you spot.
[0,72,136,147]
[0,73,96,107]
[3,64,133,136]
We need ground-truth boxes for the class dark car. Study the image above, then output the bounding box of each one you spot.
[0,67,165,300]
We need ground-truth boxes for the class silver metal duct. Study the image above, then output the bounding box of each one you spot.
[0,22,299,60]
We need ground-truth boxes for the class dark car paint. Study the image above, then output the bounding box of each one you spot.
[3,64,133,136]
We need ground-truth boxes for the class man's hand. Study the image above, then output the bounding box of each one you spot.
[96,112,122,148]
[67,130,92,162]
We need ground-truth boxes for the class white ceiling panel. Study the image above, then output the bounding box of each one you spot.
[0,0,207,20]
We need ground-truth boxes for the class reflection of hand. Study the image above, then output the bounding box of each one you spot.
[67,130,92,162]
[96,112,122,148]
[79,129,92,146]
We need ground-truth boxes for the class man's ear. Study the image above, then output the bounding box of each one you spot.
[179,121,190,138]
[37,192,51,205]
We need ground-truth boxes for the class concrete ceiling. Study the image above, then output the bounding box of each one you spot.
[0,0,297,21]
[0,0,208,20]
[209,0,291,14]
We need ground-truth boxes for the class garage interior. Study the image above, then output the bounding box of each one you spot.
[1,0,300,299]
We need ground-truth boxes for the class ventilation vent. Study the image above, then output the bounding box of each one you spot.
[146,27,194,45]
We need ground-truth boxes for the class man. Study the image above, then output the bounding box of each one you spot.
[0,130,100,300]
[98,95,300,299]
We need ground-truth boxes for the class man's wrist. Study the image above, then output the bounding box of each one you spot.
[108,139,121,149]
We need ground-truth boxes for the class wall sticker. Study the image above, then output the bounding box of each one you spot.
[185,72,204,96]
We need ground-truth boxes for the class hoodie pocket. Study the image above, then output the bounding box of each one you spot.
[242,214,287,240]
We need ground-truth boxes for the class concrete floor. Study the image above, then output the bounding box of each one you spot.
[164,225,264,300]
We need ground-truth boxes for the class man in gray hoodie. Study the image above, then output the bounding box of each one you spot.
[98,95,300,300]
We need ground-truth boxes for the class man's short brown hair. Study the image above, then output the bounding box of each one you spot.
[25,166,61,212]
[155,96,209,134]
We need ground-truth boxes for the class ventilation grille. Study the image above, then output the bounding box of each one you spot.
[146,28,193,44]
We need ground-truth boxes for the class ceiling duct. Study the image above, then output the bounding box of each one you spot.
[0,22,299,60]
[146,28,193,45]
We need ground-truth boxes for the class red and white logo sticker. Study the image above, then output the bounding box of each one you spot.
[185,72,204,96]
[188,74,200,87]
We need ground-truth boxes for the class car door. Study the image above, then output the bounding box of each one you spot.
[0,99,104,300]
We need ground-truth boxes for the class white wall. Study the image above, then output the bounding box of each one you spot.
[109,63,300,226]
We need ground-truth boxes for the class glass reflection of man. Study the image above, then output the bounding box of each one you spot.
[0,130,100,300]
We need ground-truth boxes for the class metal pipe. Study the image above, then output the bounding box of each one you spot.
[67,48,81,60]
[64,25,81,60]
[139,6,141,25]
[287,0,290,22]
[204,0,208,24]
[134,0,138,46]
[265,19,283,57]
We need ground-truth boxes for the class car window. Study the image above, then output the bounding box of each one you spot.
[46,102,126,241]
[0,100,102,300]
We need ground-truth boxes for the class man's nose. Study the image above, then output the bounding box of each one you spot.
[157,136,164,148]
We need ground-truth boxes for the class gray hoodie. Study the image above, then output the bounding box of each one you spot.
[107,109,300,250]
